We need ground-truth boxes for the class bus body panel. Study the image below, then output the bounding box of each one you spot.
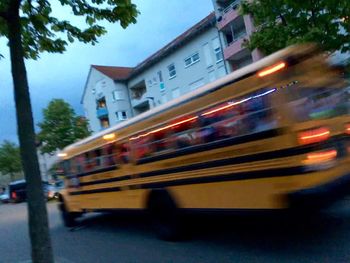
[56,44,350,215]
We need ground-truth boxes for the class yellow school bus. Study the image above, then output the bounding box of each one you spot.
[57,44,350,239]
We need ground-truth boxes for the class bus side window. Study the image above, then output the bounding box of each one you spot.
[151,130,172,153]
[94,149,102,168]
[63,160,71,175]
[195,88,276,144]
[102,143,117,167]
[172,117,198,149]
[116,143,130,164]
[84,152,93,171]
[133,136,153,159]
[74,155,85,174]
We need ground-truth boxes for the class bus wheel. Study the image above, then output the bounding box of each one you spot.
[59,202,79,228]
[147,190,183,241]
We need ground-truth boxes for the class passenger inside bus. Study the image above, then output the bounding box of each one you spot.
[103,143,117,166]
[117,143,130,164]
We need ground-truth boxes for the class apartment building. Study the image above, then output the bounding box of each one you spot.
[212,0,263,72]
[82,13,228,132]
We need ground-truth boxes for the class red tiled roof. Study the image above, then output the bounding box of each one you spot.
[89,12,215,81]
[91,65,134,80]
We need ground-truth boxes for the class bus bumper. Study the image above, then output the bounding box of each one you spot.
[288,173,350,210]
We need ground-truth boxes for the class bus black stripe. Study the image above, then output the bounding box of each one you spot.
[77,144,313,187]
[67,165,117,179]
[69,166,309,195]
[79,175,132,186]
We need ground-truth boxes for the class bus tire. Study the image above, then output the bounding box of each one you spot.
[147,190,183,241]
[59,202,79,228]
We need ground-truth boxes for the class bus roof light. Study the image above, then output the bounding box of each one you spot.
[258,62,286,77]
[103,133,116,140]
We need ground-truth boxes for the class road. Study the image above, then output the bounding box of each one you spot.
[1,201,350,263]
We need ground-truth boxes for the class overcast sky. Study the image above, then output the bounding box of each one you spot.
[0,0,214,143]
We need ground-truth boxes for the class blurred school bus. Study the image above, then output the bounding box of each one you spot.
[56,44,350,239]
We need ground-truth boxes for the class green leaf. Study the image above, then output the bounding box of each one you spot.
[37,99,91,154]
[240,0,350,54]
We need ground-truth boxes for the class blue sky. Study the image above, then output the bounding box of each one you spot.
[0,0,214,143]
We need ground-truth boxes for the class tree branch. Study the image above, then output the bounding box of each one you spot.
[0,11,8,20]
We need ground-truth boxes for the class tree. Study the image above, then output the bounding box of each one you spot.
[38,99,91,154]
[240,0,350,55]
[0,141,23,182]
[0,1,138,262]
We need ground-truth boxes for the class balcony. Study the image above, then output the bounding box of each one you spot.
[133,100,150,116]
[217,0,241,30]
[96,107,108,118]
[130,80,149,108]
[223,37,246,60]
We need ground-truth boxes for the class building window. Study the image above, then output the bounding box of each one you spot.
[212,37,223,62]
[97,97,107,108]
[100,118,110,129]
[112,90,123,101]
[116,111,127,121]
[184,52,200,67]
[157,71,163,82]
[167,64,176,79]
[214,47,223,62]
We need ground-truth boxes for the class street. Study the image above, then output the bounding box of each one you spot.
[1,201,350,263]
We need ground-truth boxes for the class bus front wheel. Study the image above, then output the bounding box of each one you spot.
[147,190,183,241]
[59,202,80,228]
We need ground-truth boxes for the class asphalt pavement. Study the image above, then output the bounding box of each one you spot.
[1,200,350,263]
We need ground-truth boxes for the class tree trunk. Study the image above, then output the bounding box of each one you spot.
[7,4,54,263]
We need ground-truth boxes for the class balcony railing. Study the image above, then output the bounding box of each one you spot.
[222,0,240,14]
[217,0,241,30]
[223,37,245,60]
[96,107,108,118]
[227,31,247,46]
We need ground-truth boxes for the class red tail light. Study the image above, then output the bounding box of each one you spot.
[303,149,337,165]
[298,127,330,145]
[11,192,17,199]
[345,124,350,134]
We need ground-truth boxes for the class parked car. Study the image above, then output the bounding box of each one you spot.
[0,189,9,203]
[9,180,27,203]
[9,180,50,203]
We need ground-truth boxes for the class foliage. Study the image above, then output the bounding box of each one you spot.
[0,1,138,262]
[240,0,350,55]
[0,140,22,177]
[38,99,91,154]
[0,0,139,59]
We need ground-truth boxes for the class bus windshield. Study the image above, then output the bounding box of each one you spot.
[286,83,350,122]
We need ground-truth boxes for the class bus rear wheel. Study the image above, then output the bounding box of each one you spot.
[147,190,183,241]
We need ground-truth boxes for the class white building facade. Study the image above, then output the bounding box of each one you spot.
[82,13,231,133]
